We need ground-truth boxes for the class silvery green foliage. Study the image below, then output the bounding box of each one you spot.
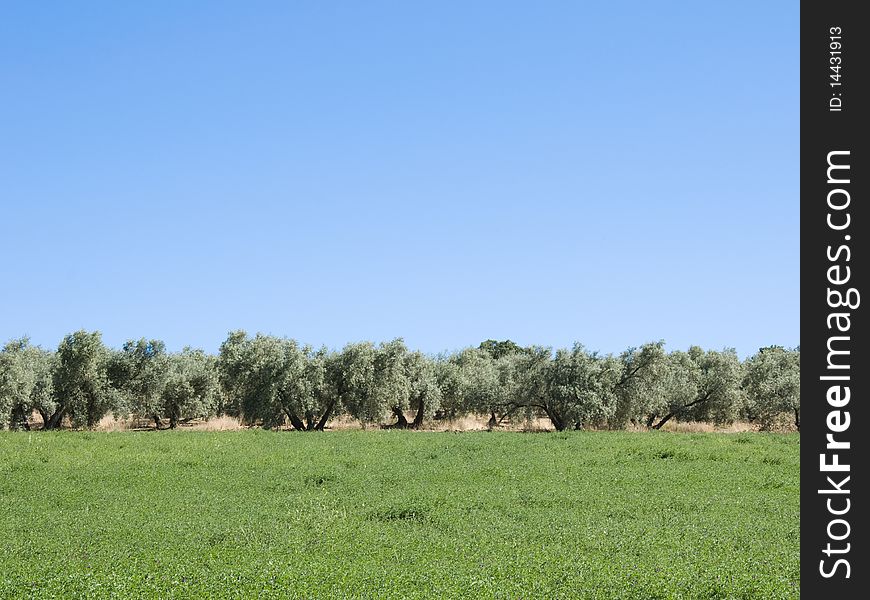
[330,341,376,426]
[216,330,250,416]
[540,344,616,431]
[452,347,542,426]
[108,339,169,425]
[404,351,442,428]
[609,342,669,428]
[219,332,339,430]
[0,338,53,429]
[436,344,627,431]
[433,348,523,424]
[647,347,744,429]
[682,348,745,425]
[453,347,501,417]
[0,338,34,428]
[327,340,436,428]
[50,330,116,429]
[743,346,800,430]
[495,349,544,424]
[452,341,742,432]
[299,347,335,427]
[160,348,219,428]
[371,339,410,425]
[273,342,336,430]
[433,357,464,420]
[3,330,799,432]
[28,348,56,427]
[492,353,524,420]
[335,338,413,426]
[234,333,304,428]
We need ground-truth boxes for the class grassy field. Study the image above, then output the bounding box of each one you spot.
[0,431,799,599]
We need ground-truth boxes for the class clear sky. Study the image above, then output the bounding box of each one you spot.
[1,1,798,357]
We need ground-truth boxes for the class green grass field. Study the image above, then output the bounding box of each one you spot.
[0,431,799,599]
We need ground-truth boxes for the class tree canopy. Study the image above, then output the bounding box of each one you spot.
[1,331,798,432]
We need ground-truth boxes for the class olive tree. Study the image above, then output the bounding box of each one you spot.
[299,347,338,430]
[48,330,116,429]
[333,339,434,428]
[647,347,743,429]
[0,338,54,430]
[26,349,56,430]
[216,330,249,417]
[108,338,169,429]
[268,343,336,431]
[536,344,616,431]
[608,341,669,429]
[433,355,465,420]
[440,347,540,429]
[160,348,219,428]
[404,351,442,428]
[743,346,800,430]
[329,341,376,426]
[218,332,279,426]
[372,339,411,427]
[242,334,296,428]
[221,332,339,431]
[450,347,501,423]
[498,347,548,426]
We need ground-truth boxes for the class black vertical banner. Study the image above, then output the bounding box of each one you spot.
[802,0,868,597]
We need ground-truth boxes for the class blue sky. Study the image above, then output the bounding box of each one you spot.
[1,1,798,357]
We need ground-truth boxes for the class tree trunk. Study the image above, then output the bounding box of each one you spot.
[85,391,101,429]
[314,399,337,431]
[411,399,426,429]
[497,404,524,426]
[794,408,800,431]
[391,406,409,428]
[487,411,497,431]
[645,414,657,428]
[44,405,67,430]
[544,407,566,431]
[652,393,712,430]
[283,408,306,431]
[153,414,162,430]
[652,412,675,430]
[169,413,178,429]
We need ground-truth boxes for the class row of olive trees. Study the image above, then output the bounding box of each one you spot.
[434,341,799,431]
[0,331,799,432]
[0,332,217,430]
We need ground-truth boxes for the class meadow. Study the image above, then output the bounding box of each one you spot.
[0,431,799,599]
